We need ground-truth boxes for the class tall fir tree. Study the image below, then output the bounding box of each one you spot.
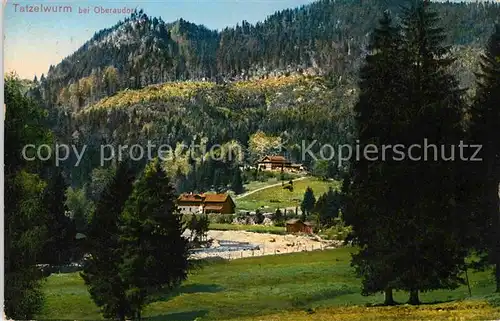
[119,159,190,320]
[468,23,500,292]
[394,0,468,304]
[4,74,53,319]
[80,163,136,321]
[314,187,341,227]
[345,1,469,305]
[231,166,245,194]
[343,10,405,305]
[41,168,75,265]
[300,187,316,220]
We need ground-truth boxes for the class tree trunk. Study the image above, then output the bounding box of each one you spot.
[408,289,420,305]
[384,288,395,305]
[496,261,500,293]
[496,182,500,293]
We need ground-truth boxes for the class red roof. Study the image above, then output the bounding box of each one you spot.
[178,193,234,205]
[259,155,290,164]
[204,194,229,203]
[178,193,205,203]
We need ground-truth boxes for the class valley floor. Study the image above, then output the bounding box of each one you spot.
[190,230,341,260]
[38,247,500,321]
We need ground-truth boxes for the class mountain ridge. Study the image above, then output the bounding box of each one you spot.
[36,0,499,111]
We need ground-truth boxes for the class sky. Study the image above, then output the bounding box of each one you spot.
[4,0,315,79]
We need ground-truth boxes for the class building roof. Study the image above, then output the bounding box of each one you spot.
[178,193,235,208]
[286,219,302,224]
[178,193,205,203]
[259,155,290,164]
[204,194,229,203]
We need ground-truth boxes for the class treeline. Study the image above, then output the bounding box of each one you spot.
[343,1,500,304]
[34,0,499,112]
[5,75,204,320]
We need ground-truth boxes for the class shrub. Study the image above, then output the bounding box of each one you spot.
[214,214,234,224]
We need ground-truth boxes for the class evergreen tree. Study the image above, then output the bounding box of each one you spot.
[231,167,245,194]
[272,208,285,226]
[119,159,190,320]
[4,74,52,319]
[394,1,468,304]
[300,187,316,220]
[468,23,500,292]
[342,11,404,305]
[345,2,468,305]
[255,209,264,224]
[41,168,75,265]
[314,187,341,227]
[81,163,136,321]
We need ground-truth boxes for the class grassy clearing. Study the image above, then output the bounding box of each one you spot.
[230,300,500,321]
[242,178,280,194]
[38,248,500,321]
[236,178,340,211]
[208,223,286,234]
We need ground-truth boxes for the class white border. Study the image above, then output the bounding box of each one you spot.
[1,0,5,318]
[1,0,5,317]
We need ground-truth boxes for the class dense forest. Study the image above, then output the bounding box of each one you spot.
[35,0,499,108]
[26,0,498,191]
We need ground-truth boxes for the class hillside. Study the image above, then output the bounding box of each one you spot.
[28,0,494,190]
[236,177,340,211]
[58,75,356,186]
[35,0,499,112]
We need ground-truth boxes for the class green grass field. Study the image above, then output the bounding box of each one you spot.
[208,223,286,234]
[38,248,500,321]
[236,178,340,211]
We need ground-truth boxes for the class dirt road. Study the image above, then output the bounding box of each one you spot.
[235,176,308,200]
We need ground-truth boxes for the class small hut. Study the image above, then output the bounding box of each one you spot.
[285,219,314,234]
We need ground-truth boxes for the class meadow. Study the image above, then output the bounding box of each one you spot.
[38,248,500,321]
[236,178,340,211]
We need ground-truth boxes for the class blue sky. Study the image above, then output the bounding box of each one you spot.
[5,0,315,79]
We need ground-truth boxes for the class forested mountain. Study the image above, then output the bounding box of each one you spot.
[36,0,499,111]
[27,0,499,190]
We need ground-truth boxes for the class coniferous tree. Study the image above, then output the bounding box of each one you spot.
[393,1,468,304]
[231,167,245,194]
[468,24,500,292]
[41,168,75,265]
[345,2,468,305]
[314,187,341,227]
[5,75,52,319]
[300,187,316,220]
[119,159,190,320]
[272,208,284,226]
[80,163,136,321]
[343,11,404,305]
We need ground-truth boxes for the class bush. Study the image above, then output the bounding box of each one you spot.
[320,222,352,241]
[254,210,264,224]
[214,214,234,224]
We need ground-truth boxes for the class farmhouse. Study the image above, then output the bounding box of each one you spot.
[285,219,314,234]
[257,155,305,173]
[177,193,236,214]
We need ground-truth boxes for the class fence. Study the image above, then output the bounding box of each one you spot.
[190,242,331,261]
